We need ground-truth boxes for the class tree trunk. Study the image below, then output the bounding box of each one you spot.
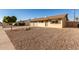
[11,24,12,31]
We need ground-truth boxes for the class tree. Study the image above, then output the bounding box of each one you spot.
[3,16,17,30]
[3,16,11,23]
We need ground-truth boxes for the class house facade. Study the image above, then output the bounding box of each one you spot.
[30,14,68,28]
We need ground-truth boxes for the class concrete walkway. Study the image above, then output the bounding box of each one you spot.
[0,26,15,50]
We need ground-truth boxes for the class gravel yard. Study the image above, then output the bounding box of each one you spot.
[5,27,79,50]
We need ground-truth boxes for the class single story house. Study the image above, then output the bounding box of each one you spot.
[30,14,68,28]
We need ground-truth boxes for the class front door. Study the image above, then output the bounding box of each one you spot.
[45,22,48,27]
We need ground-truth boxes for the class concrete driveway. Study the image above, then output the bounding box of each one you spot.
[0,26,15,50]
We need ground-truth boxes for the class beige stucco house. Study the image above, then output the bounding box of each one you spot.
[30,14,68,28]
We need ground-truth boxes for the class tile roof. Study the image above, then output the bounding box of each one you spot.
[31,14,68,22]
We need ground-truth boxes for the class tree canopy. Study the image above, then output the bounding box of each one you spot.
[3,16,17,24]
[3,16,17,30]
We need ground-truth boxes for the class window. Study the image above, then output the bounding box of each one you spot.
[41,21,44,23]
[50,20,61,24]
[39,21,44,23]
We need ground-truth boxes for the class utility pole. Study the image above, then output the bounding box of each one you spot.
[74,9,76,21]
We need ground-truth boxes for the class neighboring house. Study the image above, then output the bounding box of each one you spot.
[30,14,68,28]
[14,20,30,26]
[23,20,30,26]
[66,21,79,28]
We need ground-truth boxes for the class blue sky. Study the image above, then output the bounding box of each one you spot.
[0,9,79,22]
